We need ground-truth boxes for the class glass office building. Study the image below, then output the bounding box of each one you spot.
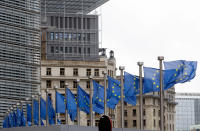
[175,93,200,131]
[0,0,40,127]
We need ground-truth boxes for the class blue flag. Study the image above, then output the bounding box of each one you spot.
[107,76,121,109]
[164,60,197,83]
[56,91,65,113]
[78,86,90,114]
[8,113,13,127]
[21,109,26,126]
[16,108,22,127]
[33,99,39,125]
[124,72,138,105]
[12,111,17,127]
[48,96,55,125]
[26,104,32,125]
[92,80,104,114]
[3,118,6,128]
[40,97,46,120]
[66,88,77,121]
[143,67,178,94]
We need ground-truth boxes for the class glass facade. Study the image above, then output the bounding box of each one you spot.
[175,93,200,131]
[0,0,40,127]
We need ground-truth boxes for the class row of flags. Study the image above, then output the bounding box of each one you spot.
[3,60,197,128]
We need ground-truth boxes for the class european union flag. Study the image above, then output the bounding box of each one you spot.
[107,76,121,109]
[16,108,22,127]
[56,91,65,113]
[47,96,55,125]
[26,104,32,125]
[13,111,17,127]
[33,99,39,125]
[8,113,13,127]
[78,86,90,114]
[20,109,26,126]
[143,67,178,93]
[164,60,197,83]
[92,80,104,114]
[40,97,46,120]
[66,88,77,121]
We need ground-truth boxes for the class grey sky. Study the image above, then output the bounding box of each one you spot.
[101,0,200,93]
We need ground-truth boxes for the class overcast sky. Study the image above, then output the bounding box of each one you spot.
[100,0,200,93]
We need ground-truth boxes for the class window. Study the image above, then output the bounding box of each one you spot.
[51,46,54,53]
[65,17,67,28]
[88,48,90,55]
[87,120,90,126]
[51,16,54,26]
[73,18,77,29]
[143,109,146,116]
[60,47,63,53]
[64,33,68,40]
[69,17,72,28]
[78,18,81,29]
[87,18,90,29]
[56,47,59,53]
[69,33,72,40]
[59,32,63,40]
[87,33,90,41]
[69,47,72,53]
[60,68,65,75]
[94,69,99,76]
[46,68,51,75]
[55,17,58,27]
[86,81,90,89]
[158,110,160,117]
[78,33,81,41]
[65,47,68,53]
[73,81,77,88]
[46,80,51,88]
[143,98,145,105]
[60,17,63,28]
[86,69,91,76]
[55,33,58,40]
[60,81,65,88]
[133,120,137,127]
[73,68,78,76]
[74,47,77,54]
[132,109,136,116]
[124,102,127,106]
[153,98,156,105]
[73,33,77,41]
[83,18,86,29]
[78,47,81,54]
[154,119,156,127]
[143,119,146,127]
[124,120,128,128]
[153,109,156,116]
[50,32,54,40]
[124,110,127,117]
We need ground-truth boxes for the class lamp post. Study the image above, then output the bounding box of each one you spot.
[119,66,125,128]
[45,89,49,126]
[76,78,80,126]
[89,75,93,127]
[65,83,69,125]
[137,62,144,130]
[54,86,58,125]
[102,71,107,115]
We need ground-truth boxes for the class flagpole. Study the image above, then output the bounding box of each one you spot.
[38,92,41,126]
[65,83,69,125]
[158,56,164,131]
[54,86,58,125]
[89,75,93,127]
[119,66,125,128]
[31,95,35,126]
[138,62,144,130]
[25,98,30,126]
[45,89,49,126]
[76,78,80,126]
[102,71,107,115]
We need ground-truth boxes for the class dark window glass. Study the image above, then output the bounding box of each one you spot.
[46,68,51,75]
[78,33,81,41]
[124,110,127,117]
[60,17,63,28]
[78,47,81,54]
[51,46,54,53]
[132,109,136,116]
[74,47,77,54]
[94,69,99,76]
[88,48,90,55]
[56,46,59,53]
[143,98,145,105]
[48,93,52,100]
[86,81,90,88]
[154,119,156,127]
[73,33,77,41]
[153,109,156,116]
[74,18,77,29]
[87,18,90,29]
[133,120,137,127]
[83,18,86,29]
[51,16,54,26]
[55,17,58,27]
[86,69,91,76]
[78,17,81,29]
[143,109,146,116]
[60,47,63,52]
[69,17,72,28]
[46,80,51,88]
[69,47,72,53]
[87,33,90,41]
[64,33,68,40]
[65,17,67,28]
[60,68,65,76]
[124,120,128,128]
[73,81,77,88]
[65,47,68,53]
[73,68,78,76]
[143,119,146,127]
